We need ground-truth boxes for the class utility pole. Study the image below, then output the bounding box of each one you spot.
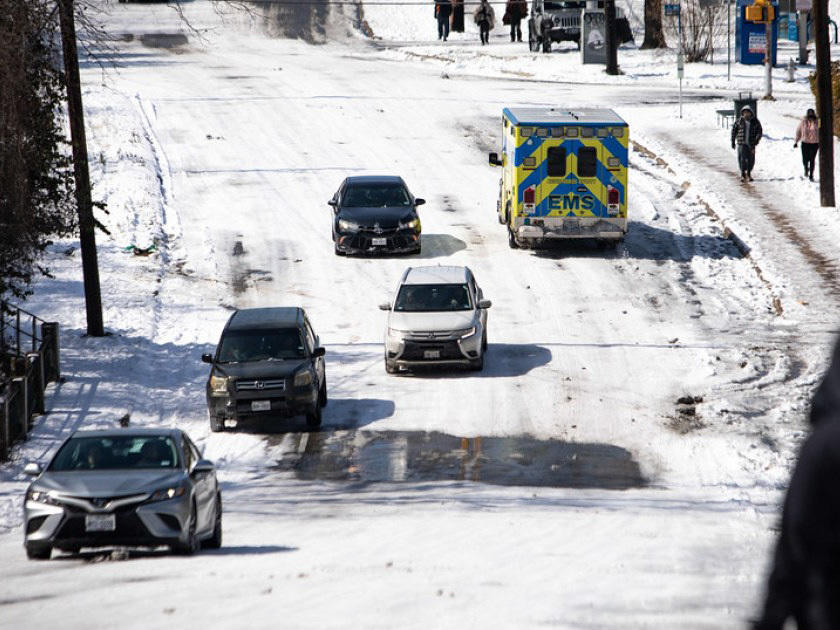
[605,0,619,74]
[57,0,104,336]
[813,0,836,205]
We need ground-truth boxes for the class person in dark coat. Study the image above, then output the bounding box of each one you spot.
[435,0,452,40]
[504,0,528,42]
[450,0,465,32]
[473,0,495,45]
[754,339,840,630]
[731,105,763,182]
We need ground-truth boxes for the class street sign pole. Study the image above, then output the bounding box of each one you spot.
[727,0,731,80]
[678,51,684,118]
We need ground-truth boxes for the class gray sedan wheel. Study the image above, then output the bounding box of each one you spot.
[174,504,199,556]
[203,495,223,550]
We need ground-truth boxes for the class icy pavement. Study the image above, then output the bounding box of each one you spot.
[1,1,839,626]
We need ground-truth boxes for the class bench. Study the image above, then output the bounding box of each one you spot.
[716,109,736,128]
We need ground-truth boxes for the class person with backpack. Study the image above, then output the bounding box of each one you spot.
[474,0,495,45]
[794,108,819,181]
[731,105,763,182]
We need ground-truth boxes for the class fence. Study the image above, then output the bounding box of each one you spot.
[0,302,60,461]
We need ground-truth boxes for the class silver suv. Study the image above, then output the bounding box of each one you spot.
[379,266,491,373]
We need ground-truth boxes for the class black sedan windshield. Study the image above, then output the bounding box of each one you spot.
[50,436,180,471]
[394,284,472,312]
[343,184,411,208]
[218,328,304,363]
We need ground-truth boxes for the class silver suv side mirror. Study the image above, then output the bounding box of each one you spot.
[478,299,492,309]
[24,463,42,476]
[378,303,392,311]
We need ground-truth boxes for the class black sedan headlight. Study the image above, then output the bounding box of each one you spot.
[337,219,361,233]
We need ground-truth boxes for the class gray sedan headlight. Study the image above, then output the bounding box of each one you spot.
[338,219,361,233]
[26,489,61,506]
[148,484,187,502]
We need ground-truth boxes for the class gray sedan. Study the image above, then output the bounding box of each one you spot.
[23,428,221,559]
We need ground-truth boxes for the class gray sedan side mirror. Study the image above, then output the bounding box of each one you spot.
[24,463,42,476]
[192,459,215,474]
[478,299,492,309]
[378,303,392,311]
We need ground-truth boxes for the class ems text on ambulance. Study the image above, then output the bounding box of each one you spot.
[488,108,629,249]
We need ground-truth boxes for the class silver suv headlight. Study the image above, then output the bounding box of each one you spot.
[338,219,361,233]
[387,328,408,341]
[458,326,477,339]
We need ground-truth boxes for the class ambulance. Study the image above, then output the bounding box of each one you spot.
[488,108,628,248]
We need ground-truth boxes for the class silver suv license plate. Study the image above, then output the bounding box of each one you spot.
[85,514,116,532]
[423,350,441,359]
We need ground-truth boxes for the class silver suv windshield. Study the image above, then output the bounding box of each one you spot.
[394,284,473,312]
[218,328,305,363]
[50,436,179,471]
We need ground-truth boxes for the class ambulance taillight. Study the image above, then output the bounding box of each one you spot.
[523,186,536,213]
[607,186,620,216]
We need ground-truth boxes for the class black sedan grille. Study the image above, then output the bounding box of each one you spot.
[346,232,413,251]
[401,340,465,361]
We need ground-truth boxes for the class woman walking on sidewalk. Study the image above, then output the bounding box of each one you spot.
[794,108,819,181]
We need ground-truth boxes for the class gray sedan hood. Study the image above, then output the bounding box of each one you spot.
[33,470,185,497]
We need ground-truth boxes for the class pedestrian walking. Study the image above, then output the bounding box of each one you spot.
[451,0,465,32]
[474,0,495,45]
[730,105,762,182]
[435,0,452,41]
[794,108,819,181]
[503,0,527,42]
[754,338,840,630]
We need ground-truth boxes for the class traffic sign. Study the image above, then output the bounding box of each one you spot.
[664,3,681,15]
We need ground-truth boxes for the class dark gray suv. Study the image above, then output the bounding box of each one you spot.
[202,307,327,430]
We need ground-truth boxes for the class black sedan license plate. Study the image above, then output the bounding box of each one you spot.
[85,514,116,532]
[371,237,387,246]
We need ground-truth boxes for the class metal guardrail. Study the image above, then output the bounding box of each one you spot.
[0,302,60,461]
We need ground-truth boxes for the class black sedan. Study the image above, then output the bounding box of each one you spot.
[329,175,424,256]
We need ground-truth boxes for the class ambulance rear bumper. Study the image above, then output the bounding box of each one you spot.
[516,218,626,240]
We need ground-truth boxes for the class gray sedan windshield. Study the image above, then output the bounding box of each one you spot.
[394,284,473,312]
[49,436,180,471]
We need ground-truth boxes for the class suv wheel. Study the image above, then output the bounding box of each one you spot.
[209,412,224,433]
[306,403,322,429]
[319,379,328,408]
[469,353,485,372]
[26,544,51,560]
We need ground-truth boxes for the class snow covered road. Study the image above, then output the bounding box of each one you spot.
[2,2,838,626]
